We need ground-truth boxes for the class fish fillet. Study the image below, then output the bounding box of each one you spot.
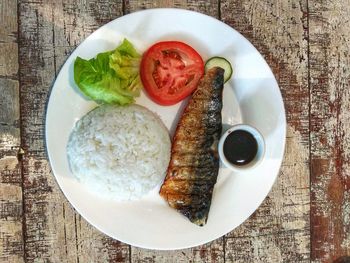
[159,67,225,226]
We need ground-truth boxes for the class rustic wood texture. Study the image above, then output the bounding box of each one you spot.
[0,0,348,262]
[0,1,24,263]
[309,1,350,262]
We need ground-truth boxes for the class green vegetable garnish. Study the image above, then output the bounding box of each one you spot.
[74,39,142,105]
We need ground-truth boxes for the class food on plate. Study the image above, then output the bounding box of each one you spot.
[205,56,233,83]
[74,39,142,105]
[66,104,171,201]
[140,41,204,105]
[159,67,225,226]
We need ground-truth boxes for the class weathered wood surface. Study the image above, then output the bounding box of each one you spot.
[0,0,349,262]
[0,1,24,263]
[309,1,350,262]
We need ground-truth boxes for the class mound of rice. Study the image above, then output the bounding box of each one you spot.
[66,104,171,201]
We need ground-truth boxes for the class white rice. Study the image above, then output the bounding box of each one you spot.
[66,104,171,201]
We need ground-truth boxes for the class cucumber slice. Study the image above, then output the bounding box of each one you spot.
[205,57,233,83]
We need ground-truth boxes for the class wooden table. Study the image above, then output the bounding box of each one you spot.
[1,1,349,262]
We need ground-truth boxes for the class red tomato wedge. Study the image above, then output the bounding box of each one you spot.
[140,41,204,105]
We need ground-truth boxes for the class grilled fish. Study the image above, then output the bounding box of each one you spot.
[159,67,225,226]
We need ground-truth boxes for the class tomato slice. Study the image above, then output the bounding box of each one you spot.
[140,41,204,105]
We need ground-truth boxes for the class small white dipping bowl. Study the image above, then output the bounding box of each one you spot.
[218,124,265,172]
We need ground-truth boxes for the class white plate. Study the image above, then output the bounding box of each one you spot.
[46,8,286,250]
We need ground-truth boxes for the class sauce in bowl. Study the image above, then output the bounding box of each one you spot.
[223,130,258,166]
[218,124,265,172]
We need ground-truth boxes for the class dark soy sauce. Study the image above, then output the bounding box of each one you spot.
[223,129,258,166]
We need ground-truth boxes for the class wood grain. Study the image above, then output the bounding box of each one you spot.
[221,1,310,262]
[0,0,24,262]
[309,1,350,262]
[18,1,129,262]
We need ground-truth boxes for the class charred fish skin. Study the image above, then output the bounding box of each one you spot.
[160,67,225,226]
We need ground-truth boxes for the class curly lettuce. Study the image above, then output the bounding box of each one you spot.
[74,39,142,105]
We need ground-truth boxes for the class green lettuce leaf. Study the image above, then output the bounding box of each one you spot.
[109,39,142,97]
[73,39,142,105]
